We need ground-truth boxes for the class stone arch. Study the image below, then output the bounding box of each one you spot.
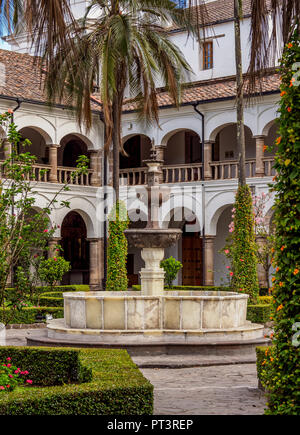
[206,191,236,236]
[16,115,55,145]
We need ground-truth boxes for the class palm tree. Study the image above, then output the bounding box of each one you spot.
[43,0,193,200]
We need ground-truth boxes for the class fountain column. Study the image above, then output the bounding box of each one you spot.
[140,248,165,296]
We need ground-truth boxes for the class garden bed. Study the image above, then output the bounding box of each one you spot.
[0,347,153,415]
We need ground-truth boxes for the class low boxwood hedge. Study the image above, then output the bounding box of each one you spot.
[259,296,273,305]
[0,307,64,324]
[4,285,90,303]
[132,285,229,292]
[247,304,273,324]
[0,347,153,415]
[38,296,64,308]
[0,347,92,386]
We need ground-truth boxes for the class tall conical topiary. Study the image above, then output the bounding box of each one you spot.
[231,185,259,303]
[106,201,129,291]
[262,29,300,415]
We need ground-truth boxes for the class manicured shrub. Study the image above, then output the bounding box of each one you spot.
[0,348,153,415]
[247,304,273,324]
[0,347,92,387]
[132,285,229,292]
[0,307,63,325]
[259,296,273,305]
[38,296,64,308]
[231,185,260,303]
[106,201,129,291]
[161,257,183,288]
[264,30,300,415]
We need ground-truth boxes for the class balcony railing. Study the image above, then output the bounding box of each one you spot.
[210,159,256,180]
[120,158,276,186]
[0,162,94,187]
[57,166,93,186]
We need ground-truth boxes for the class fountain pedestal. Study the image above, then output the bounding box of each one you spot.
[140,248,165,296]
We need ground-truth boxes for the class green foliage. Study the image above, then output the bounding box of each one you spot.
[0,307,64,325]
[256,346,273,391]
[247,304,273,324]
[0,357,32,393]
[0,111,88,325]
[0,348,153,415]
[160,257,183,288]
[132,285,229,292]
[0,348,92,387]
[38,257,71,290]
[106,201,129,291]
[230,185,259,303]
[263,30,300,415]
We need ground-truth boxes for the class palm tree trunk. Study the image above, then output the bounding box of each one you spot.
[234,0,246,186]
[112,96,120,202]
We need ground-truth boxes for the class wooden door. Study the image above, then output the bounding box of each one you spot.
[182,233,203,286]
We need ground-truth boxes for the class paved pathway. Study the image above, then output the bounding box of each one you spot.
[139,364,266,415]
[1,328,267,415]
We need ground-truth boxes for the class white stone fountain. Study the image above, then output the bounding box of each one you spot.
[27,152,266,353]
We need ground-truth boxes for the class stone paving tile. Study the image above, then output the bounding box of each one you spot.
[140,364,267,415]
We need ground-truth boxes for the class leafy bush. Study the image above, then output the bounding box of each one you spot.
[264,31,300,415]
[0,348,92,387]
[0,348,153,415]
[256,346,273,391]
[106,201,129,291]
[38,257,71,290]
[161,257,183,288]
[0,357,33,392]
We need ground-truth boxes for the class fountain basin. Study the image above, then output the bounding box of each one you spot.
[125,229,182,248]
[63,291,250,332]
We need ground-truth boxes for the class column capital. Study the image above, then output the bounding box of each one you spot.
[48,144,61,148]
[87,238,100,243]
[204,140,215,145]
[253,135,267,140]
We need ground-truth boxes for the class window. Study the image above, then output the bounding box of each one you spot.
[174,0,187,8]
[203,41,213,70]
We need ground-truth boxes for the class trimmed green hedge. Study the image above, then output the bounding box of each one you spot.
[0,348,153,415]
[0,307,63,324]
[132,285,229,292]
[247,304,273,324]
[0,347,92,386]
[39,296,64,308]
[4,285,90,303]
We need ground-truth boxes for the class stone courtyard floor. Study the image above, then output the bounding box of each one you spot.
[2,328,267,415]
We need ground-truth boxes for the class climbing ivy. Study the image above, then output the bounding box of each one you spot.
[106,201,129,291]
[230,185,260,304]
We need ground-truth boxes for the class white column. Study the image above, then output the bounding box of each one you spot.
[89,150,101,187]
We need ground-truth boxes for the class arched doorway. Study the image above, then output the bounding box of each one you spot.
[59,135,89,168]
[61,211,90,285]
[120,135,152,169]
[19,127,48,164]
[166,210,203,286]
[165,130,202,165]
[213,124,255,178]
